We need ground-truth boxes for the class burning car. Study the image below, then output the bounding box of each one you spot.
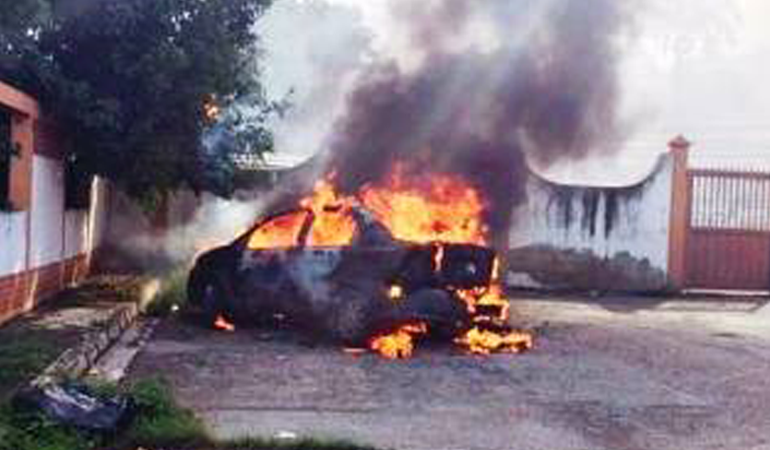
[188,177,533,358]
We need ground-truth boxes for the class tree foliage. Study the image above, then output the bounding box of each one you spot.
[0,0,50,75]
[1,0,275,204]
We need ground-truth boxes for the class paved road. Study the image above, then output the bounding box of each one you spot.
[127,296,770,450]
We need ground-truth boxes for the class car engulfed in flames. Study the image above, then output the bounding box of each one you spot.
[188,169,532,358]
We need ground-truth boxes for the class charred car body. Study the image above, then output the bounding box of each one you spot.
[188,206,498,345]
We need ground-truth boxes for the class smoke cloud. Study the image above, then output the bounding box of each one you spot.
[322,0,634,245]
[104,0,636,267]
[101,191,268,273]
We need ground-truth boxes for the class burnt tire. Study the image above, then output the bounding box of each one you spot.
[194,273,236,328]
[186,263,209,307]
[394,289,470,338]
[328,288,382,346]
[187,245,238,308]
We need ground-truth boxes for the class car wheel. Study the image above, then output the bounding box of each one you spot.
[198,275,236,328]
[186,263,207,307]
[395,289,470,338]
[329,288,380,346]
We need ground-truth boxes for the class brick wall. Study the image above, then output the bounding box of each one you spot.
[0,255,88,324]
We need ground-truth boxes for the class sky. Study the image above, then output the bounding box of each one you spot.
[259,0,770,183]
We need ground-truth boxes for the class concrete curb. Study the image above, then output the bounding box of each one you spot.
[33,302,140,385]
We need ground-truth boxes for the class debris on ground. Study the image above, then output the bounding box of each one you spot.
[12,381,134,433]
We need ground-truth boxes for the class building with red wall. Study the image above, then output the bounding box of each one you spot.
[0,80,108,324]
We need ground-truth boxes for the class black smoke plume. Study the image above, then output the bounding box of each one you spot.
[322,0,633,246]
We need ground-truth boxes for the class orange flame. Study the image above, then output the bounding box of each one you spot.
[302,180,357,246]
[247,181,357,250]
[456,328,533,355]
[248,210,307,249]
[453,257,531,355]
[213,314,235,332]
[458,284,509,321]
[369,322,428,360]
[248,167,487,250]
[360,165,488,245]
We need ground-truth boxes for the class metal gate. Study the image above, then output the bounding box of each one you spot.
[685,168,770,290]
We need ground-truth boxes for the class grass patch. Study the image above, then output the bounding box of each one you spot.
[0,378,206,450]
[0,400,98,450]
[57,277,143,308]
[115,379,379,450]
[119,378,208,449]
[1,377,380,450]
[0,336,60,401]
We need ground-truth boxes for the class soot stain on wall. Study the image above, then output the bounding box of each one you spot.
[581,189,600,237]
[538,170,651,239]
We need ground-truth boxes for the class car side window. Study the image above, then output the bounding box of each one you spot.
[307,207,358,247]
[247,210,309,249]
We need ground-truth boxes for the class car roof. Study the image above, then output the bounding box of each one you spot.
[232,205,396,248]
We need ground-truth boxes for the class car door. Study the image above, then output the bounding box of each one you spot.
[238,209,312,311]
[282,208,356,307]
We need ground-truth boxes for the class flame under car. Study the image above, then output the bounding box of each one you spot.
[187,206,497,346]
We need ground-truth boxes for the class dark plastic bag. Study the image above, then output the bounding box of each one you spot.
[12,381,134,433]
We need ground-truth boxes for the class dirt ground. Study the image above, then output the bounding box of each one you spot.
[126,295,770,450]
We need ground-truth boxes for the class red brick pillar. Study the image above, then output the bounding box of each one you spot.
[0,82,39,211]
[9,115,34,210]
[667,135,691,291]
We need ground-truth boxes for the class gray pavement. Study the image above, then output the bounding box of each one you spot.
[126,296,770,450]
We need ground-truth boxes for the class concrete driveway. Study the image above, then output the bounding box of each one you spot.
[127,295,770,450]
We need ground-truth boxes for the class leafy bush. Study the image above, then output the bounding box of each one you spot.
[0,402,96,450]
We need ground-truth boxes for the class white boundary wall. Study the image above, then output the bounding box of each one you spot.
[0,161,108,279]
[29,155,65,268]
[0,211,27,275]
[509,153,674,291]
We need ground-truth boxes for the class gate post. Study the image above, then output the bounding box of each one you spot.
[667,135,691,291]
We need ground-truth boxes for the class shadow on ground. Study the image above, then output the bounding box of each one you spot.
[507,289,770,314]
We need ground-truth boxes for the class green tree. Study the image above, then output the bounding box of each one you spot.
[0,0,50,40]
[2,0,275,206]
[0,0,50,78]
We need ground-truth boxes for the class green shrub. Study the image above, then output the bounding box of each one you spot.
[0,402,96,450]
